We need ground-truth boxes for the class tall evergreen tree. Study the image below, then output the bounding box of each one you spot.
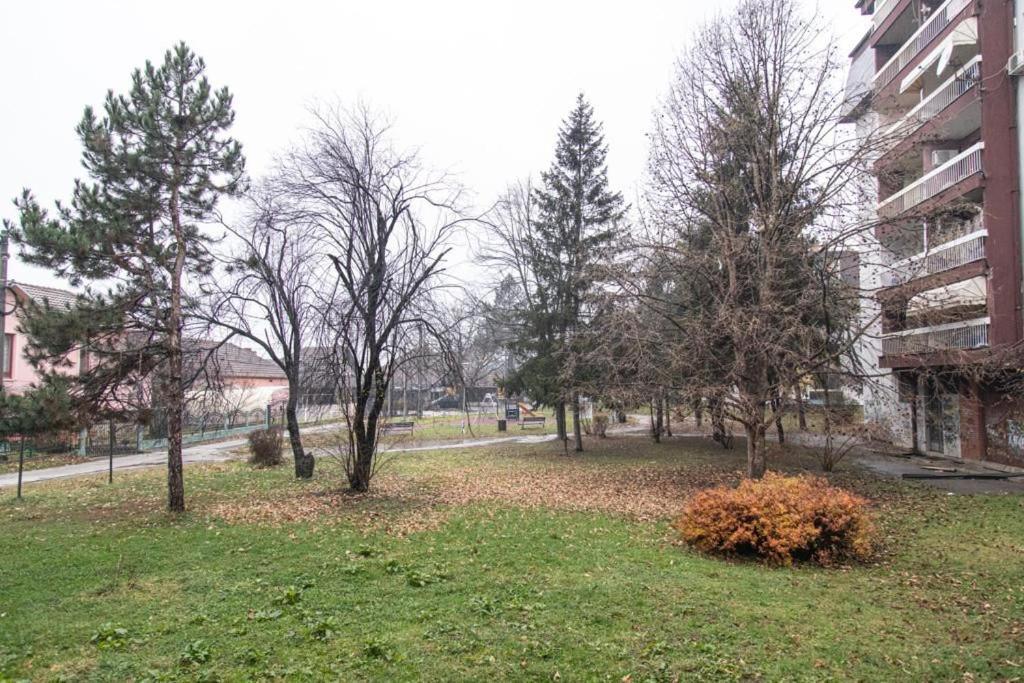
[5,43,245,511]
[532,94,625,451]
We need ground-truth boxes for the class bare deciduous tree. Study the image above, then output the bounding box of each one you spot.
[282,105,465,492]
[202,184,323,478]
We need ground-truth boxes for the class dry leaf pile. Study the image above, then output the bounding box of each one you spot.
[209,456,740,532]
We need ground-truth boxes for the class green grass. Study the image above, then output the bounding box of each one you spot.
[310,409,576,449]
[0,437,1022,681]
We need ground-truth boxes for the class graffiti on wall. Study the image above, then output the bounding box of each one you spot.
[1009,421,1024,457]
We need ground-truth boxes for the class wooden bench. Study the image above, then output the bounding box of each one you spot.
[520,416,546,430]
[381,422,415,436]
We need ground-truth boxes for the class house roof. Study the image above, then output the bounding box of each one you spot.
[11,282,78,310]
[198,341,286,381]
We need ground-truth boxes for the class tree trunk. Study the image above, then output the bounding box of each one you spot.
[693,399,703,428]
[909,376,920,454]
[572,391,583,452]
[656,398,664,441]
[772,389,785,445]
[650,401,661,443]
[710,398,730,449]
[796,390,807,431]
[665,398,672,437]
[745,423,767,478]
[16,436,25,499]
[348,435,374,492]
[555,401,567,441]
[287,381,313,479]
[108,420,115,484]
[166,160,186,513]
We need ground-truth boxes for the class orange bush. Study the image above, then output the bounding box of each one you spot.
[675,473,873,566]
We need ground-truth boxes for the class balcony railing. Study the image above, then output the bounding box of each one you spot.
[877,142,983,218]
[884,229,987,286]
[873,0,902,30]
[883,57,981,146]
[873,0,973,92]
[882,317,990,355]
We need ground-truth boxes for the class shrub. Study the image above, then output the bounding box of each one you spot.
[592,414,609,438]
[675,473,873,566]
[247,428,283,467]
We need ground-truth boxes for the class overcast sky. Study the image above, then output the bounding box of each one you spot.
[0,0,867,290]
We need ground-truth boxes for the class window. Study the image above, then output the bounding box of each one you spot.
[2,334,13,379]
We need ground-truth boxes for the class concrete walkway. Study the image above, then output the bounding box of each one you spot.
[0,425,626,490]
[0,434,251,489]
[853,451,1024,494]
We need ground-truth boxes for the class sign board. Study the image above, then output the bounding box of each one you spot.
[505,404,520,421]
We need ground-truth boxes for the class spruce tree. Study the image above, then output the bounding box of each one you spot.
[5,43,245,511]
[532,94,625,451]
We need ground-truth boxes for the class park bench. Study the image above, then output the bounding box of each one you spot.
[520,416,546,429]
[381,421,415,436]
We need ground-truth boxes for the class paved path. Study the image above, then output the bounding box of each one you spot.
[0,434,252,489]
[0,425,619,490]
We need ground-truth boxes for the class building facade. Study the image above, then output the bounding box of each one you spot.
[1,283,86,393]
[2,282,288,410]
[845,0,1024,466]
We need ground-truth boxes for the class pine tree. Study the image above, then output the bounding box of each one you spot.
[532,93,625,451]
[0,376,78,498]
[5,43,245,511]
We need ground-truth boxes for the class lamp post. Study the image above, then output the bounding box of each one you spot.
[0,233,15,496]
[460,361,470,434]
[0,231,9,395]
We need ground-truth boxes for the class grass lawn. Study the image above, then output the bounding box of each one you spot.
[1,436,1022,681]
[306,409,586,452]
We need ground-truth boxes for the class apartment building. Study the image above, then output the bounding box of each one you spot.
[845,0,1024,466]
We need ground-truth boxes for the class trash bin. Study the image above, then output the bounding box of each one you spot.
[497,419,507,432]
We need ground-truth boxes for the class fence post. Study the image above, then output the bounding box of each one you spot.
[135,423,143,452]
[265,404,271,430]
[78,427,88,457]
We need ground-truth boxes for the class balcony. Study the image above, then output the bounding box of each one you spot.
[873,0,974,93]
[882,56,981,150]
[884,228,986,286]
[873,0,902,30]
[877,142,983,218]
[881,317,989,355]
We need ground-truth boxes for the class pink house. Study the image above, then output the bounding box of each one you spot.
[1,282,289,410]
[2,283,85,394]
[196,340,289,409]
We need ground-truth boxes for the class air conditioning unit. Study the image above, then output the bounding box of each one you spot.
[931,149,959,167]
[1009,51,1024,77]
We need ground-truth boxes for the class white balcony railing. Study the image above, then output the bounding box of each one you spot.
[877,142,983,218]
[882,317,990,355]
[883,57,981,146]
[873,0,974,92]
[884,229,987,286]
[873,0,903,30]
